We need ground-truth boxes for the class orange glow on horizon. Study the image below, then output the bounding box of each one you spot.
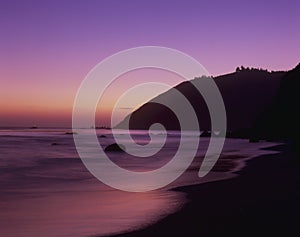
[1,68,185,127]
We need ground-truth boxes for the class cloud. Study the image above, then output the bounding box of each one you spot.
[116,107,134,110]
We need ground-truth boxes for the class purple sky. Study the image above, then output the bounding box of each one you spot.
[1,0,299,127]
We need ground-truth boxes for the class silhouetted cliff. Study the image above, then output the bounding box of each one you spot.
[252,63,300,151]
[116,68,286,133]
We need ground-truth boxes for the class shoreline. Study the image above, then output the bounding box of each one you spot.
[109,144,300,236]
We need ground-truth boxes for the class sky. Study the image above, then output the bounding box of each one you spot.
[1,0,299,127]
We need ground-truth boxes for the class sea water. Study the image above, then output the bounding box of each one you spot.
[0,128,279,237]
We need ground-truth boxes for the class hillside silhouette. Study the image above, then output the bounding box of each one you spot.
[116,67,286,134]
[252,63,300,151]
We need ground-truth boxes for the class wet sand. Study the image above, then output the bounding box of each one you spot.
[110,144,300,236]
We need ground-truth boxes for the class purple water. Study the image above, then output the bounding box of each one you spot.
[0,128,279,237]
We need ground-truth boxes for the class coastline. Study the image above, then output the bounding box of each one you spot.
[109,144,300,236]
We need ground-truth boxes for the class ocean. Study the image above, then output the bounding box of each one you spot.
[0,128,279,237]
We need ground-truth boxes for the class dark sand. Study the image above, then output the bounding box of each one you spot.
[110,144,300,236]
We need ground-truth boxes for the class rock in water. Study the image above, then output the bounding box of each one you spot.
[105,143,126,152]
[65,131,78,135]
[249,138,259,143]
[200,130,211,137]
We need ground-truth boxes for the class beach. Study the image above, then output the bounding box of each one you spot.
[111,144,300,236]
[0,129,286,237]
[1,129,299,237]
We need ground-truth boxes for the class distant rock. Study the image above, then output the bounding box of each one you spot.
[249,138,259,143]
[96,126,111,130]
[200,130,211,137]
[104,143,126,152]
[65,131,77,135]
[212,130,226,137]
